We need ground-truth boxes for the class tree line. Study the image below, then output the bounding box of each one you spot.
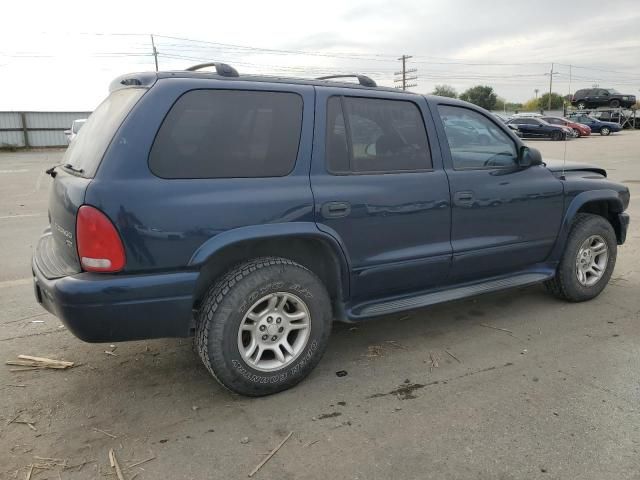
[431,84,566,111]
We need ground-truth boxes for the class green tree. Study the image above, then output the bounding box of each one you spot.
[522,98,539,112]
[459,85,497,110]
[432,84,457,98]
[538,92,565,110]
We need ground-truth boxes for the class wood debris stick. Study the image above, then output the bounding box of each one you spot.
[479,323,513,334]
[127,455,155,469]
[6,355,74,370]
[93,427,117,438]
[104,350,119,357]
[248,431,293,478]
[109,449,127,480]
[25,465,34,480]
[14,421,37,431]
[6,384,27,387]
[444,349,461,363]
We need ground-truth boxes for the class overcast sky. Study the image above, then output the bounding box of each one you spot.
[1,0,638,110]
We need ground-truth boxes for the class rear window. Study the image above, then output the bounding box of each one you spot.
[149,90,303,179]
[62,88,145,178]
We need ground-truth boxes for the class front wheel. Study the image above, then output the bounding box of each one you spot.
[551,130,563,141]
[195,257,332,396]
[545,214,617,302]
[576,101,587,110]
[600,127,611,136]
[609,99,620,108]
[572,128,581,137]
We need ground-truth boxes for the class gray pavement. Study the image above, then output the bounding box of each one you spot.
[1,131,639,479]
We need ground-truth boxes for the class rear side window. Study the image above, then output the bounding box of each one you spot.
[149,90,303,178]
[326,96,432,174]
[62,88,145,177]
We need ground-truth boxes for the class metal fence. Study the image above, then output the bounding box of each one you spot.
[0,111,92,148]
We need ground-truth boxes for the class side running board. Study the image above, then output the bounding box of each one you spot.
[352,272,552,318]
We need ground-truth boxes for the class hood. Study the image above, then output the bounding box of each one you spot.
[544,159,606,177]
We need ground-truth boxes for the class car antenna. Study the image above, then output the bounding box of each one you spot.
[561,121,568,180]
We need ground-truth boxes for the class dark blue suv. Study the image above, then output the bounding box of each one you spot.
[32,64,630,396]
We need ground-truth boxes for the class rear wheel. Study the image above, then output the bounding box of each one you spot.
[545,214,617,302]
[600,126,611,136]
[609,99,620,108]
[195,257,332,396]
[576,101,587,110]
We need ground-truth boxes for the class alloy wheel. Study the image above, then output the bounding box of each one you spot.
[237,292,311,372]
[575,235,608,287]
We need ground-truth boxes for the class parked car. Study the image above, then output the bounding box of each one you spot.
[33,65,630,396]
[64,119,87,144]
[541,116,591,137]
[571,88,636,110]
[506,117,572,140]
[567,114,622,136]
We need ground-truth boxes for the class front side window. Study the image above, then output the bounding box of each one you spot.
[439,105,517,169]
[150,90,303,178]
[326,96,432,174]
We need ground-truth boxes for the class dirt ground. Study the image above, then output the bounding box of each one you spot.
[1,131,639,480]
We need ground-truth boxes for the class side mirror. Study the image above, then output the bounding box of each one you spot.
[518,146,542,167]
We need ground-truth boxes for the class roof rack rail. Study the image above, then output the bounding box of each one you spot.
[316,74,377,87]
[186,62,239,77]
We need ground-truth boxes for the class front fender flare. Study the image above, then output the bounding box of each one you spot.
[549,189,623,262]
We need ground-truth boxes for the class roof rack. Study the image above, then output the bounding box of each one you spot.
[316,74,377,88]
[186,62,239,77]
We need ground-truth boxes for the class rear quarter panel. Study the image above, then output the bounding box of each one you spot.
[85,78,316,272]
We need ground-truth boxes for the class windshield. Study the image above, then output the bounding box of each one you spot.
[62,88,145,177]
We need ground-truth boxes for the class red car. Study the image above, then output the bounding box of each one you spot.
[541,116,591,137]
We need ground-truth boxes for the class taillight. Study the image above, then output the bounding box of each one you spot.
[76,205,125,272]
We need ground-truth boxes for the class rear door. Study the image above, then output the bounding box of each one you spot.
[311,88,451,303]
[34,87,146,278]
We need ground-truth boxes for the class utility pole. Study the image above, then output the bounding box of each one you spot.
[568,64,572,97]
[394,55,417,90]
[548,63,554,110]
[150,34,159,72]
[544,63,558,111]
[534,88,539,99]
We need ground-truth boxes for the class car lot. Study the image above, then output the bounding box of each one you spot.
[1,131,639,479]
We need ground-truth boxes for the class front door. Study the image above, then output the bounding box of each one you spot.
[311,88,452,303]
[432,102,564,282]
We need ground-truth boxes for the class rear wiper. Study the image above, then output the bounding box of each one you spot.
[45,165,59,178]
[62,163,85,174]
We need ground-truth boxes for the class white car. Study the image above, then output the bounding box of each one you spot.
[64,119,87,144]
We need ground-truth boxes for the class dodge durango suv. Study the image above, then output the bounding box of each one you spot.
[33,63,631,396]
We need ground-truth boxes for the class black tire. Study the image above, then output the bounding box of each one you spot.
[195,257,332,396]
[551,130,563,141]
[544,214,617,302]
[576,101,587,110]
[572,128,581,138]
[600,127,611,136]
[609,99,620,108]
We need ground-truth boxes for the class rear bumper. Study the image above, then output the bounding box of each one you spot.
[32,257,198,342]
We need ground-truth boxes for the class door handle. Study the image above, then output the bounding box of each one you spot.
[454,191,474,206]
[321,201,351,218]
